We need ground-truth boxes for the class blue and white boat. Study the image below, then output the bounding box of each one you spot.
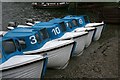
[0,37,47,79]
[7,20,87,56]
[4,28,75,69]
[33,20,88,56]
[63,15,104,41]
[48,19,88,56]
[61,18,95,48]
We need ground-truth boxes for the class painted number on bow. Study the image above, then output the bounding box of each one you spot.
[52,27,61,35]
[29,35,37,44]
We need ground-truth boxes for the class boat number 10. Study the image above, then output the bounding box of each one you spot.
[52,27,61,35]
[29,35,37,44]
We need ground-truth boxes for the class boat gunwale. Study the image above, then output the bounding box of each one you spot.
[24,41,75,55]
[86,24,104,28]
[1,56,46,71]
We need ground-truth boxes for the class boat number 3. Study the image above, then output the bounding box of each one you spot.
[52,27,61,35]
[79,19,83,24]
[29,35,37,44]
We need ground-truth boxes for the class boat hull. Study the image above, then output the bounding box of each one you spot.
[32,3,69,9]
[33,5,69,9]
[42,43,73,69]
[73,28,94,48]
[24,42,74,69]
[85,30,94,47]
[85,22,104,41]
[1,59,45,78]
[72,35,86,56]
[92,25,104,41]
[62,35,86,56]
[59,32,87,56]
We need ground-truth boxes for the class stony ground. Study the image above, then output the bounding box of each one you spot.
[1,2,119,79]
